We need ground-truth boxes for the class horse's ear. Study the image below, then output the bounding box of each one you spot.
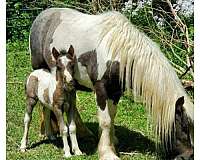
[52,47,60,60]
[68,45,74,58]
[175,96,185,115]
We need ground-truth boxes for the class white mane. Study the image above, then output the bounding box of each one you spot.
[97,11,194,145]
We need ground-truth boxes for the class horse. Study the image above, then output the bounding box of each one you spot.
[29,8,194,160]
[20,45,83,158]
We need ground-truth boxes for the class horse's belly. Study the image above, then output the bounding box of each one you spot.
[74,63,94,90]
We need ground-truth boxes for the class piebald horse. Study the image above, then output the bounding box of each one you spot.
[29,8,194,159]
[20,46,83,157]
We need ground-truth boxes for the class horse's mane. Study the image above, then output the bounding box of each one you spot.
[98,11,194,147]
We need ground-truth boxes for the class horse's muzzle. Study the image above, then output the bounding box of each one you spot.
[174,148,194,160]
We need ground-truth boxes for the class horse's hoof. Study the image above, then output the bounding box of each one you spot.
[100,153,120,160]
[74,150,83,156]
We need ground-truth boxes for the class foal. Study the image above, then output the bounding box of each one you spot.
[20,45,82,157]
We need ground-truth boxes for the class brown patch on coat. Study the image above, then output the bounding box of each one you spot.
[43,88,50,104]
[94,81,107,110]
[94,60,122,110]
[53,79,64,107]
[26,75,38,98]
[50,111,60,135]
[102,61,122,105]
[78,50,98,83]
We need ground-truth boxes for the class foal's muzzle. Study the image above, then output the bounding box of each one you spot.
[63,80,75,91]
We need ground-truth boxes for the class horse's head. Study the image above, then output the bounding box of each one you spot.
[52,45,76,88]
[168,96,194,160]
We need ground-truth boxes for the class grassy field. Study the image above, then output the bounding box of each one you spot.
[6,41,157,160]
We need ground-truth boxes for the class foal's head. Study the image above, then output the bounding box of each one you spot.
[166,96,193,160]
[52,45,76,88]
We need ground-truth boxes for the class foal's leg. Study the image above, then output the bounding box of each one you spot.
[43,107,56,140]
[68,108,83,155]
[67,91,83,155]
[39,106,45,138]
[53,106,71,158]
[95,82,119,160]
[40,107,94,140]
[20,97,37,152]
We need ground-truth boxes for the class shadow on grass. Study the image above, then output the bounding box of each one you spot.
[29,122,156,155]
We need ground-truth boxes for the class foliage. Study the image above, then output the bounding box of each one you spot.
[6,0,91,41]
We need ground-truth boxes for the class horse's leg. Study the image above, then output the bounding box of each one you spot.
[95,81,120,160]
[108,100,118,145]
[73,105,95,139]
[98,100,118,144]
[67,91,83,155]
[53,106,71,158]
[20,97,37,152]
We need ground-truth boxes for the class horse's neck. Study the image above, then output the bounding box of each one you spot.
[50,67,57,76]
[56,69,64,86]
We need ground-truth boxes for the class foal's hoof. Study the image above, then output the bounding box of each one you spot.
[48,135,57,141]
[39,133,46,139]
[20,148,27,152]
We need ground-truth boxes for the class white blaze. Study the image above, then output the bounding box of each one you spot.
[60,56,73,83]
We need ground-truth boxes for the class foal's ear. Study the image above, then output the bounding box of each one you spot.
[52,47,60,60]
[175,96,185,115]
[67,45,74,58]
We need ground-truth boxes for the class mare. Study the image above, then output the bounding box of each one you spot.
[20,45,83,157]
[29,8,194,160]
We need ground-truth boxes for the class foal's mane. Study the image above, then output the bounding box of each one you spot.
[59,50,67,55]
[97,11,194,147]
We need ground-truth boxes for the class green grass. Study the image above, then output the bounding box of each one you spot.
[6,41,157,160]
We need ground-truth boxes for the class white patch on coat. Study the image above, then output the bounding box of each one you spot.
[28,69,57,107]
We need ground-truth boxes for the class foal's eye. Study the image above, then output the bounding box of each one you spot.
[58,59,61,63]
